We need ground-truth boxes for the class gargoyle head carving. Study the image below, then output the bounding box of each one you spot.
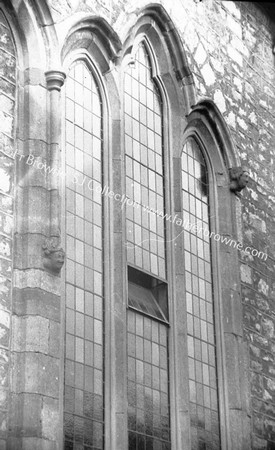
[42,238,65,275]
[229,166,249,196]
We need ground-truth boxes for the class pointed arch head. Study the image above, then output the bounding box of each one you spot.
[61,16,122,73]
[2,0,57,69]
[60,16,122,125]
[121,3,196,114]
[184,98,240,172]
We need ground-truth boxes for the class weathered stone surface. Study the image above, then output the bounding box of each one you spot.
[15,186,51,234]
[0,388,8,411]
[0,0,274,448]
[9,393,42,437]
[13,269,61,296]
[0,11,16,448]
[14,233,46,270]
[41,397,59,441]
[12,288,60,322]
[11,353,59,398]
[230,409,251,450]
[48,321,60,358]
[222,288,243,336]
[22,85,47,142]
[12,316,50,354]
[0,349,9,388]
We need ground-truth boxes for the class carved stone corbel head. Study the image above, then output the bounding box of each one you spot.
[42,238,65,275]
[229,166,249,196]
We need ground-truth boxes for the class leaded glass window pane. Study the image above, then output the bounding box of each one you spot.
[124,43,166,280]
[127,309,171,449]
[64,61,104,450]
[125,43,171,449]
[128,282,167,322]
[182,138,221,450]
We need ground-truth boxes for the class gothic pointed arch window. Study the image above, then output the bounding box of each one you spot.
[182,136,221,449]
[63,59,104,450]
[124,40,171,449]
[124,42,166,279]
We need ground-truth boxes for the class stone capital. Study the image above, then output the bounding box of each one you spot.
[45,69,66,91]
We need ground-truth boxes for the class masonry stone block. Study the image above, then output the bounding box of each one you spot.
[23,85,47,142]
[41,397,59,441]
[243,302,262,332]
[11,353,59,398]
[240,340,252,415]
[14,233,47,270]
[0,349,8,388]
[222,288,243,336]
[13,269,61,297]
[0,410,7,438]
[0,112,14,138]
[262,317,275,340]
[252,397,275,420]
[9,393,42,437]
[15,186,51,235]
[112,160,123,232]
[174,240,184,275]
[0,277,11,312]
[220,250,239,290]
[12,316,49,354]
[0,324,9,349]
[16,150,49,191]
[0,167,11,196]
[12,288,60,321]
[224,334,242,410]
[252,434,268,450]
[23,68,46,87]
[0,214,13,238]
[173,158,182,214]
[229,409,251,450]
[0,194,12,216]
[0,236,11,260]
[241,263,253,285]
[48,321,60,358]
[0,388,8,412]
[113,233,123,294]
